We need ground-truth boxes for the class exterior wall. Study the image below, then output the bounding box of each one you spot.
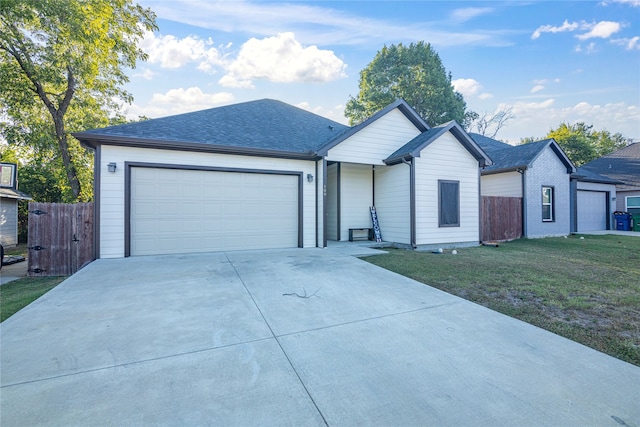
[481,172,522,197]
[98,145,318,258]
[338,163,373,241]
[619,190,640,213]
[524,148,571,238]
[0,197,18,247]
[326,109,421,165]
[414,132,480,246]
[374,164,410,244]
[574,181,617,231]
[326,163,338,240]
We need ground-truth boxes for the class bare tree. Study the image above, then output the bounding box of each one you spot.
[472,107,515,138]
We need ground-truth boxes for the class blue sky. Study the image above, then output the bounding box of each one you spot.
[127,0,640,143]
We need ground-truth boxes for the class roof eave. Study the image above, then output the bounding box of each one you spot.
[74,133,319,161]
[481,165,528,175]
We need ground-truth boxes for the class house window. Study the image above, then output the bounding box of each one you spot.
[439,180,460,227]
[627,196,640,210]
[542,186,554,222]
[0,163,16,188]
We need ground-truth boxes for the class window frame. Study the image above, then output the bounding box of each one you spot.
[438,179,460,227]
[542,185,555,222]
[626,196,640,210]
[0,163,16,189]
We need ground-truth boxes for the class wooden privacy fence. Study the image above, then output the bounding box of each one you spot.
[28,202,94,276]
[481,196,522,242]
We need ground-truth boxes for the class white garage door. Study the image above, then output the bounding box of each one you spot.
[130,167,299,256]
[577,190,607,231]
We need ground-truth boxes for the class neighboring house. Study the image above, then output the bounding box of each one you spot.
[579,143,640,216]
[570,168,619,232]
[470,134,575,239]
[0,162,31,247]
[74,98,491,258]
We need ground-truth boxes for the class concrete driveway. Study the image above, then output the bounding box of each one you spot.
[1,248,639,426]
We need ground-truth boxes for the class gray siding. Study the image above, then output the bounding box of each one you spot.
[0,197,18,247]
[524,148,571,238]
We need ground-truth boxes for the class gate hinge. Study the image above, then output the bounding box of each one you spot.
[29,209,48,215]
[28,268,47,273]
[28,245,47,251]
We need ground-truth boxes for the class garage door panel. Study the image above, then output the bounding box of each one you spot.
[130,167,299,256]
[577,191,607,231]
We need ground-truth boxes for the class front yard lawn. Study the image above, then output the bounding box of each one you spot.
[0,277,66,322]
[364,234,640,366]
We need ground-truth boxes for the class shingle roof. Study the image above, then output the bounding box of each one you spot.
[75,99,349,159]
[579,143,640,191]
[386,121,492,167]
[572,167,621,185]
[0,187,31,200]
[469,134,575,174]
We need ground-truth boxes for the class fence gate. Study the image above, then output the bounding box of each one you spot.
[481,196,523,242]
[27,202,94,276]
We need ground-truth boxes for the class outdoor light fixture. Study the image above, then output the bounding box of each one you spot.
[307,173,314,183]
[108,162,117,173]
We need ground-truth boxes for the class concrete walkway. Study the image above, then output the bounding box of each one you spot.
[1,248,638,426]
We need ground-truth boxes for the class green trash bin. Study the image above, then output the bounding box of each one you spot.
[632,214,640,232]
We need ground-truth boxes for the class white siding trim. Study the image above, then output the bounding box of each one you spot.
[374,164,410,244]
[338,163,373,241]
[327,109,421,165]
[415,132,480,245]
[481,172,522,197]
[99,145,317,258]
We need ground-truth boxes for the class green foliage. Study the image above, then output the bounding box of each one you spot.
[521,122,630,166]
[345,42,468,127]
[0,0,157,199]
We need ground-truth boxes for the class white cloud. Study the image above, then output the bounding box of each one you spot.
[220,32,347,87]
[452,78,493,100]
[531,85,545,93]
[496,100,639,141]
[532,20,579,39]
[577,21,621,40]
[143,0,514,48]
[295,102,347,124]
[127,87,235,119]
[607,0,640,6]
[133,68,156,80]
[532,20,622,41]
[612,36,640,50]
[140,30,224,70]
[449,7,494,23]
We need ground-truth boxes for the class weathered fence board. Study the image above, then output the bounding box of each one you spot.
[27,202,94,276]
[481,196,522,242]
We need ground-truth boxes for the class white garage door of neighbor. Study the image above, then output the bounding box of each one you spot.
[130,167,299,256]
[577,190,607,232]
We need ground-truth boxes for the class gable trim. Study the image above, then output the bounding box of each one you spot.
[316,99,430,156]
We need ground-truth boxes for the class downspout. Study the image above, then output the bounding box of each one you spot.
[520,169,527,237]
[401,157,417,249]
[322,158,328,248]
[92,145,100,259]
[315,160,319,248]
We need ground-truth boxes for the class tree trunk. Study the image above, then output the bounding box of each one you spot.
[52,112,82,200]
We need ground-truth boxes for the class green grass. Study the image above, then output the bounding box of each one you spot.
[364,234,640,366]
[0,276,67,322]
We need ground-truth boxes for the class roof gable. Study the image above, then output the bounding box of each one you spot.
[472,135,575,174]
[74,99,349,159]
[386,121,492,167]
[317,98,429,156]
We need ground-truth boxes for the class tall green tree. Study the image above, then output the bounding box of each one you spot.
[0,0,156,200]
[544,122,630,166]
[345,42,470,127]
